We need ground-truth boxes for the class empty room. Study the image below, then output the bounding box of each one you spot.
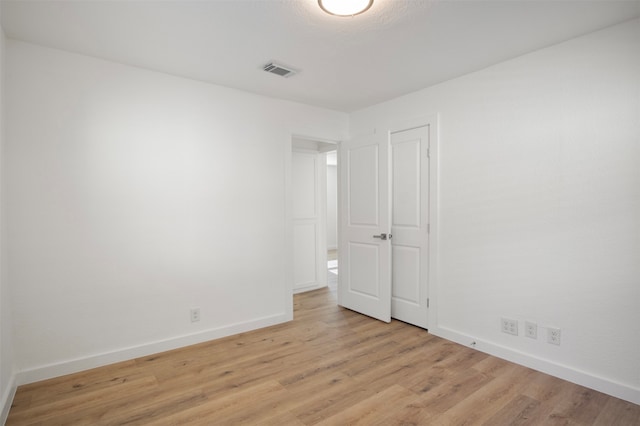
[0,0,639,424]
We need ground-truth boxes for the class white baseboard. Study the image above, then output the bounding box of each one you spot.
[16,313,289,386]
[430,325,640,405]
[1,374,16,425]
[293,283,327,294]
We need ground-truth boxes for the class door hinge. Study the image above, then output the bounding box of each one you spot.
[427,298,430,308]
[427,223,430,234]
[427,148,430,158]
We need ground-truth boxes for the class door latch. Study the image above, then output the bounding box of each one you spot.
[373,233,392,240]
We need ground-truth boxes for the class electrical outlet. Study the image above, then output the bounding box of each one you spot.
[547,328,561,345]
[190,308,200,323]
[501,318,518,336]
[525,321,538,339]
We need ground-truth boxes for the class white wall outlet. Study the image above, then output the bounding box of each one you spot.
[525,321,538,339]
[547,327,561,345]
[190,307,201,323]
[501,318,518,336]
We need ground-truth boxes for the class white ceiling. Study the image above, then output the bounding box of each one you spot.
[1,0,639,112]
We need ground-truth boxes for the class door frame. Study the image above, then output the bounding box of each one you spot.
[284,114,439,326]
[285,134,340,320]
[388,114,440,328]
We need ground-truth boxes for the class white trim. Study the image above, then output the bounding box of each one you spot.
[291,133,339,147]
[427,116,440,332]
[283,136,295,321]
[430,325,640,405]
[1,374,16,425]
[16,313,288,386]
[335,142,343,306]
[293,283,327,294]
[388,114,438,135]
[318,152,328,291]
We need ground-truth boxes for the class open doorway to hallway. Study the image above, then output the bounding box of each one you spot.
[327,249,338,296]
[291,137,338,296]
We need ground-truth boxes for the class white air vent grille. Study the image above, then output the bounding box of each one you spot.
[263,62,297,78]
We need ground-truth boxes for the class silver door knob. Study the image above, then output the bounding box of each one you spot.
[373,233,391,240]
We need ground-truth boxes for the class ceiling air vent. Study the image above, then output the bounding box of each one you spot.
[263,62,297,78]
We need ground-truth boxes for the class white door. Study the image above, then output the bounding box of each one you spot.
[292,149,327,293]
[338,132,391,322]
[390,126,430,328]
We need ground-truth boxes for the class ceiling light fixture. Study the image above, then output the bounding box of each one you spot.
[318,0,373,17]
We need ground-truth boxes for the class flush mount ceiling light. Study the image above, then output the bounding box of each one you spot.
[318,0,373,17]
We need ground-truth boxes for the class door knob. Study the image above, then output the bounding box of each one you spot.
[373,233,391,240]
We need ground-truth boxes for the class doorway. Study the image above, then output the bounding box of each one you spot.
[326,150,338,297]
[290,137,338,296]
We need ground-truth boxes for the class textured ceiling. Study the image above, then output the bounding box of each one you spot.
[2,0,639,112]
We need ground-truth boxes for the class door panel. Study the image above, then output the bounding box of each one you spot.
[392,139,420,227]
[391,245,420,303]
[348,145,379,226]
[339,132,391,323]
[390,126,430,328]
[348,242,380,297]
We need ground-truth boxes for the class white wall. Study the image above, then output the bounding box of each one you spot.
[6,40,348,383]
[3,14,638,408]
[0,12,17,424]
[350,19,640,403]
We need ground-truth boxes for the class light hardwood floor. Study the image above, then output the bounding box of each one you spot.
[7,288,640,425]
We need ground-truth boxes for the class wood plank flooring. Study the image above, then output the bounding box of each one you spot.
[7,287,640,425]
